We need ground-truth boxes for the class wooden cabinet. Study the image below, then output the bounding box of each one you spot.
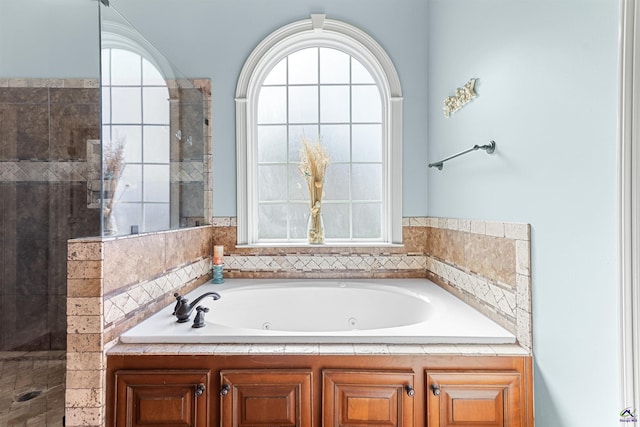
[426,370,523,427]
[219,369,312,427]
[107,354,533,427]
[113,369,210,427]
[322,370,415,427]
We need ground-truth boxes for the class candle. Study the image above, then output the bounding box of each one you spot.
[213,245,224,265]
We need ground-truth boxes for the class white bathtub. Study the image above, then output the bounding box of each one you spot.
[120,278,516,344]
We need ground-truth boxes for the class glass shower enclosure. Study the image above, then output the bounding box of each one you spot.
[98,1,210,237]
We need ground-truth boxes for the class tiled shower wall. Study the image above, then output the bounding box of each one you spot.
[0,79,101,350]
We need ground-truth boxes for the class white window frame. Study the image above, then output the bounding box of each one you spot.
[236,14,403,245]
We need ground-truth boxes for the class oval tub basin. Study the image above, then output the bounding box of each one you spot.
[120,278,516,345]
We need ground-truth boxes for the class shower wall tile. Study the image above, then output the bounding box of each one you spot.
[50,102,100,161]
[0,80,101,351]
[16,104,50,160]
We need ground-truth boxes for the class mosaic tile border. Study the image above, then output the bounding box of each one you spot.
[103,258,210,343]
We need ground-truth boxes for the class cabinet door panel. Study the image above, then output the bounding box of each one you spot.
[426,371,521,427]
[323,370,414,427]
[114,369,210,427]
[220,369,312,427]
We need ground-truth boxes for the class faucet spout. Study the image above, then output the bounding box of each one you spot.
[174,291,221,323]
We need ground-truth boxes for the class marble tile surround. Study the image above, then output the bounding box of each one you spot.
[424,218,531,351]
[211,217,429,278]
[0,79,101,351]
[65,226,213,427]
[210,216,531,351]
[64,215,531,426]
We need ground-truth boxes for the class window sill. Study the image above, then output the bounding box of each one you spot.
[235,242,405,249]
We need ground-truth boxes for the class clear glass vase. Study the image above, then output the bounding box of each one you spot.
[307,212,324,244]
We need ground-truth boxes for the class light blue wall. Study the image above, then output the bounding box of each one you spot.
[427,0,620,425]
[0,0,99,78]
[3,0,623,424]
[108,0,429,217]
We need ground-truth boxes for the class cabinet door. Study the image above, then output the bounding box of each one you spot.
[322,370,415,427]
[219,369,312,427]
[426,370,522,427]
[114,369,210,427]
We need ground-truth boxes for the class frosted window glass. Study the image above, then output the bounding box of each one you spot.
[353,203,381,238]
[111,87,141,123]
[264,58,286,85]
[143,126,170,163]
[117,164,142,202]
[320,86,350,123]
[143,204,170,232]
[288,86,318,123]
[322,203,350,238]
[258,204,287,239]
[288,125,319,161]
[320,124,350,162]
[101,50,111,86]
[352,164,382,201]
[352,86,381,123]
[288,48,318,84]
[289,203,308,239]
[258,125,287,163]
[142,58,166,86]
[101,87,110,124]
[289,164,309,202]
[111,125,142,163]
[351,58,375,84]
[258,165,287,201]
[323,163,350,200]
[258,87,286,124]
[320,48,349,84]
[143,165,170,202]
[142,87,170,124]
[352,124,382,162]
[111,49,141,86]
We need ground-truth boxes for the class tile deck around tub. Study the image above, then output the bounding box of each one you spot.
[108,342,530,356]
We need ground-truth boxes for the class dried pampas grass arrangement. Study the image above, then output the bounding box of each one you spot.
[298,136,329,244]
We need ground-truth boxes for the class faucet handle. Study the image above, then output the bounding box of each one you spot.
[192,306,209,328]
[172,293,182,315]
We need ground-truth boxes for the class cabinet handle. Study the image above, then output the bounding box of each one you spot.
[431,383,441,396]
[195,383,206,397]
[404,385,415,397]
[220,384,230,396]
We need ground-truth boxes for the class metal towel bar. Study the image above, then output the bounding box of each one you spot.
[428,140,496,170]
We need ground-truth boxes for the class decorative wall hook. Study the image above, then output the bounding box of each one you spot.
[443,78,477,118]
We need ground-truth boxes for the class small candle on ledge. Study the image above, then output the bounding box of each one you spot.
[213,245,224,265]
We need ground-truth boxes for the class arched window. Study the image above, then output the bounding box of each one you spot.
[236,14,402,245]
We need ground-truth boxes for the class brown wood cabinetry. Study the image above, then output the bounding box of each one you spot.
[219,369,312,427]
[107,353,533,427]
[113,369,210,427]
[323,370,415,427]
[426,370,523,427]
